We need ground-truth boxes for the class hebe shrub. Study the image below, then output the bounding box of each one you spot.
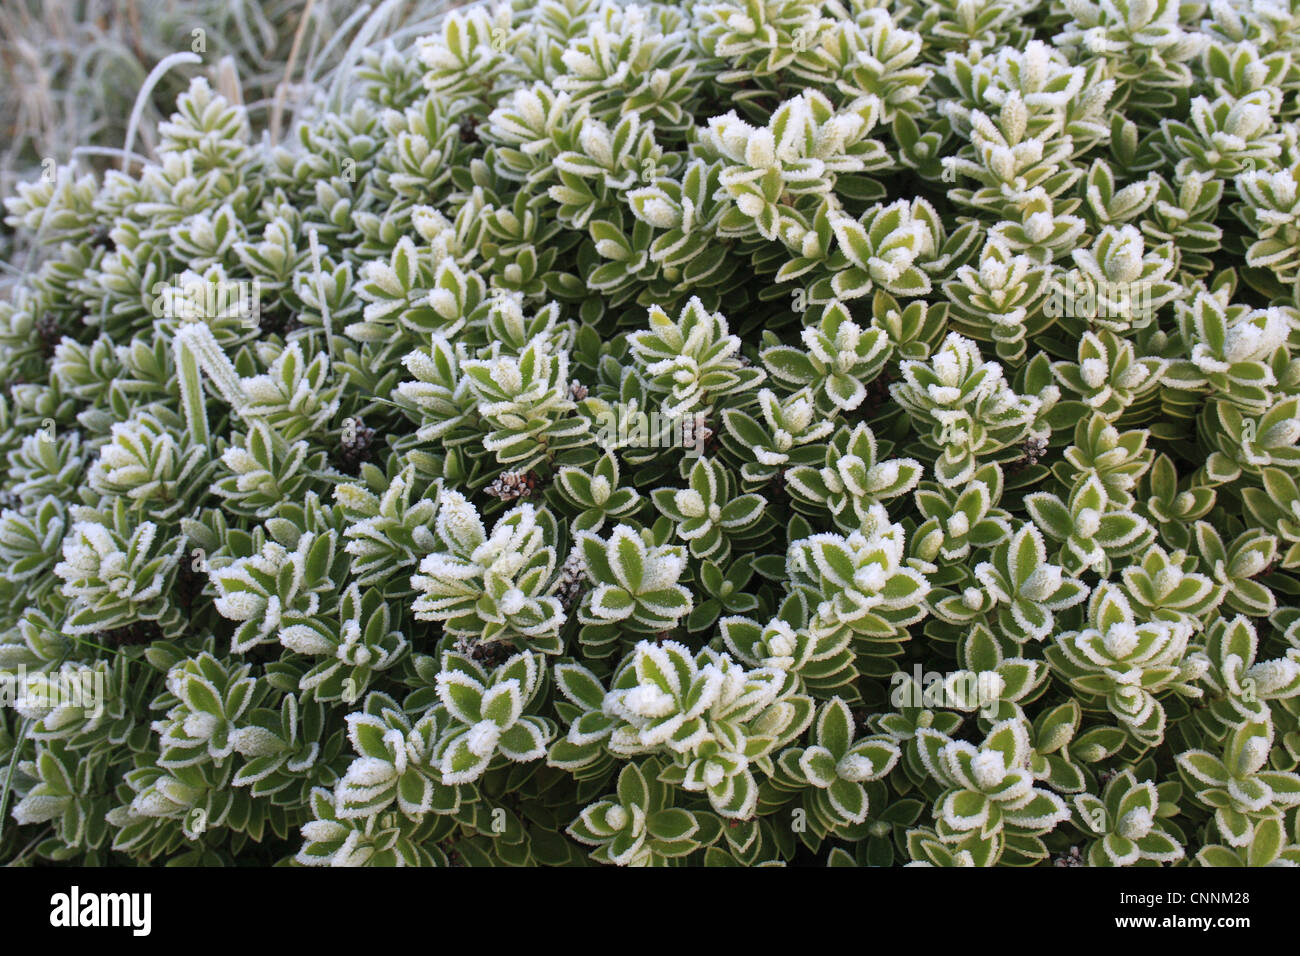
[2,0,1300,867]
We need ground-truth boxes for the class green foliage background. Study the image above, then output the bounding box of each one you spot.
[3,0,1300,867]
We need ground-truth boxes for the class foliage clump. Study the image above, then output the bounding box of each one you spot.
[5,0,1300,868]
